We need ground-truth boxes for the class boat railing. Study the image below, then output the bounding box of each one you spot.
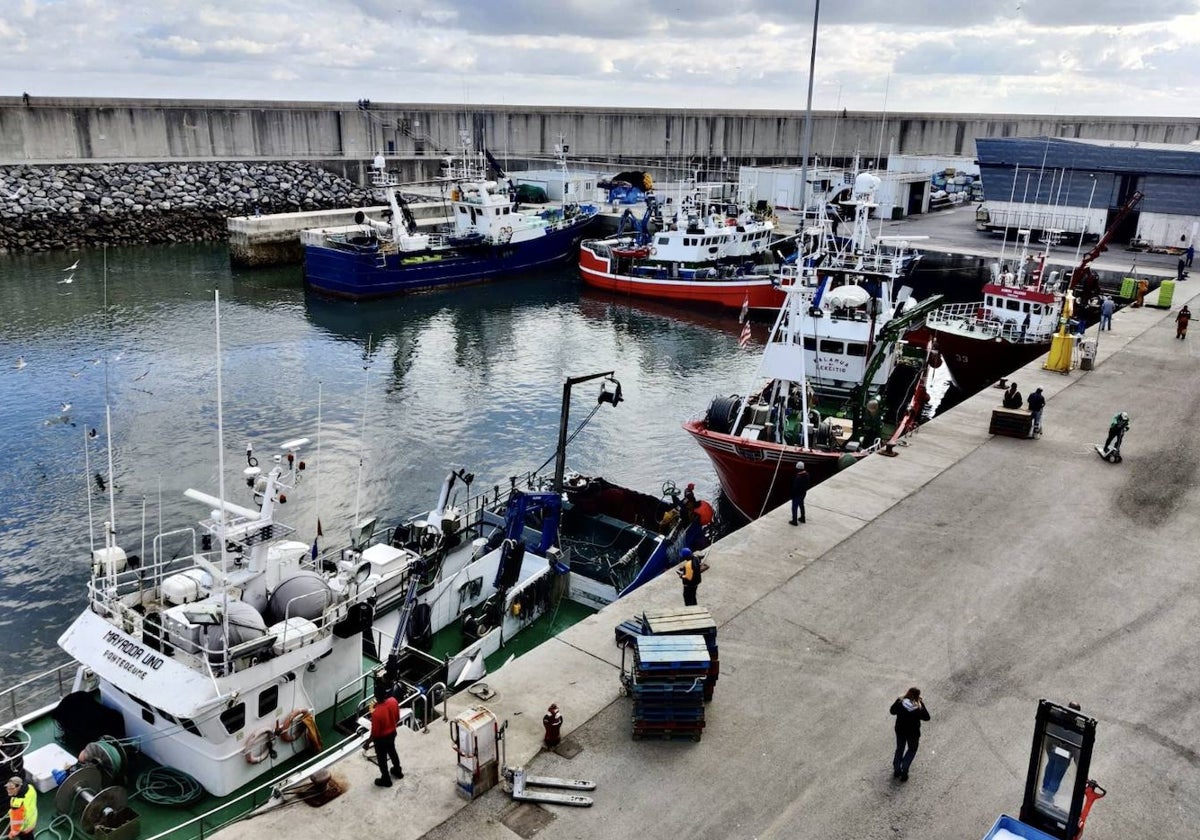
[928,303,1061,345]
[141,728,371,840]
[0,661,78,725]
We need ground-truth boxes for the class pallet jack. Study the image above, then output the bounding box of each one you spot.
[503,766,596,807]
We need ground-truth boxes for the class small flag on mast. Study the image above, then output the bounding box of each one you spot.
[739,293,749,324]
[739,322,752,348]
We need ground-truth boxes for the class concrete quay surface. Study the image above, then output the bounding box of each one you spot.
[228,290,1200,840]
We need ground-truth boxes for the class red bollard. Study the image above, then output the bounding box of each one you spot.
[542,703,563,748]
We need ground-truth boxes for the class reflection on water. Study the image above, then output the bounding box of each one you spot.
[0,243,762,685]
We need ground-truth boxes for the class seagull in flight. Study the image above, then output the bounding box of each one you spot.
[61,402,72,412]
[64,259,80,272]
[133,369,150,381]
[58,274,74,285]
[15,356,26,370]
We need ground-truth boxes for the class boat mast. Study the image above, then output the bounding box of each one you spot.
[797,0,820,450]
[214,290,230,665]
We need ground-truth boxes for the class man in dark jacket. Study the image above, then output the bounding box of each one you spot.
[1026,387,1046,437]
[889,687,931,781]
[790,463,809,525]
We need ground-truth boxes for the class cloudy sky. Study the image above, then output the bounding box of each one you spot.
[3,0,1199,116]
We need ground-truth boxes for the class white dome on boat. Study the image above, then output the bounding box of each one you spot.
[267,571,333,624]
[826,285,872,307]
[197,599,268,651]
[854,173,881,195]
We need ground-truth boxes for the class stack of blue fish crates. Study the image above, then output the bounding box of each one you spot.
[628,634,710,741]
[615,606,719,701]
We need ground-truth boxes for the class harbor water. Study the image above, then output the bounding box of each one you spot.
[0,243,763,689]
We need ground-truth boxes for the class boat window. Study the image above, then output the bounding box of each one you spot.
[220,703,246,735]
[141,708,155,725]
[457,206,468,215]
[180,717,201,737]
[259,685,279,718]
[1032,304,1041,314]
[1006,300,1020,311]
[657,237,669,245]
[158,708,177,724]
[985,295,993,306]
[819,340,844,354]
[846,342,867,357]
[1022,302,1031,312]
[803,337,816,350]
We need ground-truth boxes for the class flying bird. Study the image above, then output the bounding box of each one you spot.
[70,368,84,378]
[60,402,72,412]
[15,356,26,370]
[63,260,79,272]
[58,274,74,285]
[133,369,150,381]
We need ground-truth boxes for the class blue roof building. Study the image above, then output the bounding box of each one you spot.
[975,136,1200,248]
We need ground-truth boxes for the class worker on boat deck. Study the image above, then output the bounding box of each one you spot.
[6,776,37,839]
[677,548,708,607]
[1002,382,1023,410]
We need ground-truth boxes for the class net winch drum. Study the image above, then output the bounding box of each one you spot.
[55,764,140,840]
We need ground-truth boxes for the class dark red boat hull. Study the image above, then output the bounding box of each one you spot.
[682,419,865,520]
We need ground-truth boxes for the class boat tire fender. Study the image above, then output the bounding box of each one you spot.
[649,246,657,256]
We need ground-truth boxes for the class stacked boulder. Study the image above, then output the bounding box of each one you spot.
[0,161,375,253]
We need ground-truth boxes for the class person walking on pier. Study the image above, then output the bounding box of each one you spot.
[1027,387,1046,438]
[677,548,708,606]
[1099,296,1114,331]
[370,684,404,787]
[1187,243,1195,268]
[1176,305,1191,340]
[1178,257,1187,283]
[790,462,809,525]
[890,687,930,782]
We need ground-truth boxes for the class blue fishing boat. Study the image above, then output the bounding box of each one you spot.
[302,135,600,300]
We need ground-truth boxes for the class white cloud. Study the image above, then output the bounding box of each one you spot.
[0,0,1198,117]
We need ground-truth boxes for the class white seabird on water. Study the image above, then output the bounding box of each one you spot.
[63,259,80,272]
[15,356,27,370]
[60,402,71,412]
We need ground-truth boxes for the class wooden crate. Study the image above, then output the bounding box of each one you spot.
[989,408,1033,438]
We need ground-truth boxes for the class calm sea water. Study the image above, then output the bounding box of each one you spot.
[0,243,763,687]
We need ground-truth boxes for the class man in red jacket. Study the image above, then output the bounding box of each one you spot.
[371,684,404,787]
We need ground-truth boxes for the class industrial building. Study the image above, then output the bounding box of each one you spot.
[975,136,1200,249]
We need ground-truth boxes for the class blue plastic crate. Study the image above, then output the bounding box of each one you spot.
[980,815,1059,840]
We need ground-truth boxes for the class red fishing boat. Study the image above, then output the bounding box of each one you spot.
[926,191,1142,393]
[579,183,781,313]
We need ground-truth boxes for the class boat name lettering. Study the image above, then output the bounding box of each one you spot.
[103,630,165,673]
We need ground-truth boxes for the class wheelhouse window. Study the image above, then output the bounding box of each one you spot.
[220,703,246,735]
[258,685,279,718]
[819,340,844,354]
[847,343,867,357]
[803,337,816,350]
[1006,300,1020,311]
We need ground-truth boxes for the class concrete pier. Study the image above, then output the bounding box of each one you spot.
[227,203,449,267]
[226,286,1200,839]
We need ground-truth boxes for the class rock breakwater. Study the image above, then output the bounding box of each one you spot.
[0,161,373,254]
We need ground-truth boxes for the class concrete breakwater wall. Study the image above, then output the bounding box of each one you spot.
[4,98,1199,171]
[0,161,372,253]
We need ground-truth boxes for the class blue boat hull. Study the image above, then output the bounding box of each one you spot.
[304,217,598,300]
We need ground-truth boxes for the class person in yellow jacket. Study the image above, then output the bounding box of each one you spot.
[6,776,37,839]
[676,548,709,607]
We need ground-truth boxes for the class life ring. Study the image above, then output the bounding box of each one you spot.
[649,246,657,256]
[277,709,310,743]
[244,729,273,764]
